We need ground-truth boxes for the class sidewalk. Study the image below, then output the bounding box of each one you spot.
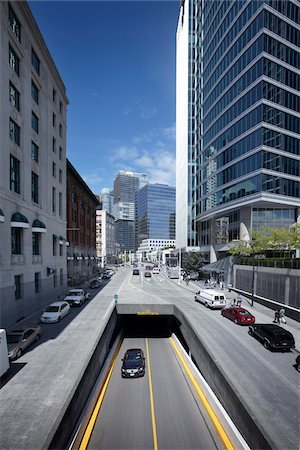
[169,276,300,352]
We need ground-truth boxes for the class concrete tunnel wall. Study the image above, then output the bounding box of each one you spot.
[50,304,274,450]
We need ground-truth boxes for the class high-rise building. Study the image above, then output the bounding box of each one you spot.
[113,170,148,251]
[96,208,116,266]
[99,188,114,215]
[176,0,300,263]
[0,1,68,327]
[135,183,176,250]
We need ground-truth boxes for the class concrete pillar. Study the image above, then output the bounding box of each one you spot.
[240,222,250,241]
[239,206,252,241]
[285,277,290,306]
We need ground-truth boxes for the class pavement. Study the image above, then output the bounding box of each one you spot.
[167,276,300,352]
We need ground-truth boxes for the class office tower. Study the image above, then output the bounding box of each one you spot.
[113,170,148,251]
[0,1,68,327]
[99,187,114,215]
[176,0,299,263]
[135,183,176,250]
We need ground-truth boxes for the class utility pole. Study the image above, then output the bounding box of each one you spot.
[178,247,181,285]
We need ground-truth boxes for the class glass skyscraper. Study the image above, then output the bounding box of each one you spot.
[176,0,299,262]
[135,184,176,250]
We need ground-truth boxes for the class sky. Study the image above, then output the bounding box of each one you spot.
[28,0,180,194]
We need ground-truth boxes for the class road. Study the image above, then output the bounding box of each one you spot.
[86,337,224,450]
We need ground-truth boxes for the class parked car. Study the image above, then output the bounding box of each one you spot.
[221,307,255,325]
[248,324,295,351]
[101,271,112,279]
[90,279,101,289]
[144,271,152,278]
[152,267,160,274]
[7,326,41,360]
[133,269,140,275]
[194,289,226,309]
[64,289,90,306]
[121,348,145,378]
[40,301,70,323]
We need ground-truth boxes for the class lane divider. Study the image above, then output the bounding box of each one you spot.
[169,337,234,450]
[145,338,159,450]
[78,341,121,450]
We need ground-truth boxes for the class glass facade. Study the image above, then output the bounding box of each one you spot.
[177,0,299,258]
[135,184,176,250]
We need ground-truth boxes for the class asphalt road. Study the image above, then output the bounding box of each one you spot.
[87,337,223,450]
[116,267,300,450]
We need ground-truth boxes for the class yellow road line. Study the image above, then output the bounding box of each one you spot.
[79,342,121,450]
[145,338,159,450]
[169,337,234,450]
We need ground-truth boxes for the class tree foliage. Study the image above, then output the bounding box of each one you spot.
[181,251,203,273]
[229,225,300,256]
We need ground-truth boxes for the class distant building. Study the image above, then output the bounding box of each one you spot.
[96,208,116,267]
[99,187,114,215]
[0,1,68,327]
[113,170,148,251]
[66,160,99,285]
[136,239,175,262]
[135,183,176,250]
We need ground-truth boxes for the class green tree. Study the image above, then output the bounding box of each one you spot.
[182,251,203,275]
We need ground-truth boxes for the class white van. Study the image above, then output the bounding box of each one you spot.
[195,289,226,309]
[0,329,10,377]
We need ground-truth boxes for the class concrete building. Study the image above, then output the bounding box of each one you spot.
[0,1,68,327]
[66,160,99,286]
[96,208,116,267]
[136,239,175,262]
[113,170,148,252]
[176,0,300,263]
[135,183,176,250]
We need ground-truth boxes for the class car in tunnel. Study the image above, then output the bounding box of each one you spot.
[121,348,145,378]
[221,307,255,325]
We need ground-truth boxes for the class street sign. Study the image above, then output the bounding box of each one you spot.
[114,294,119,304]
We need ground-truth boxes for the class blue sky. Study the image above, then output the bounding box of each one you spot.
[29,1,180,194]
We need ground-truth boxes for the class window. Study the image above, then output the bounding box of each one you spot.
[52,187,56,213]
[9,44,20,75]
[59,192,62,217]
[12,228,21,254]
[53,89,56,102]
[31,48,40,74]
[34,272,40,293]
[15,275,22,300]
[59,243,63,256]
[52,113,56,127]
[53,269,57,287]
[52,137,56,153]
[9,117,20,145]
[31,80,39,103]
[9,82,20,110]
[60,269,63,285]
[52,235,57,255]
[52,162,56,178]
[59,101,63,114]
[59,124,62,138]
[9,6,21,41]
[31,172,39,203]
[59,146,62,160]
[31,111,39,133]
[59,169,62,183]
[32,232,40,255]
[31,141,39,162]
[10,155,20,193]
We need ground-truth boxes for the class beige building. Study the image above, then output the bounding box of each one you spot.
[96,209,116,267]
[0,1,68,327]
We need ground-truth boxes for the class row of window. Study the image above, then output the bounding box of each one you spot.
[264,10,299,47]
[12,229,64,257]
[10,154,63,213]
[264,34,300,70]
[266,0,300,24]
[204,1,262,77]
[14,269,64,300]
[204,80,299,145]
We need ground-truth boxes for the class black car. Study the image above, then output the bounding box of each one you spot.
[121,348,145,378]
[90,279,101,289]
[144,271,151,278]
[133,269,140,275]
[248,324,295,351]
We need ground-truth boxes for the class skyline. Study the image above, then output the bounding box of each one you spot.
[29,0,180,193]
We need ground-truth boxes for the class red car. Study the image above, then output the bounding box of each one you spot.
[221,307,255,325]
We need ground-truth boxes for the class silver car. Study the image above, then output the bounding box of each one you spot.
[7,326,41,360]
[40,301,70,323]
